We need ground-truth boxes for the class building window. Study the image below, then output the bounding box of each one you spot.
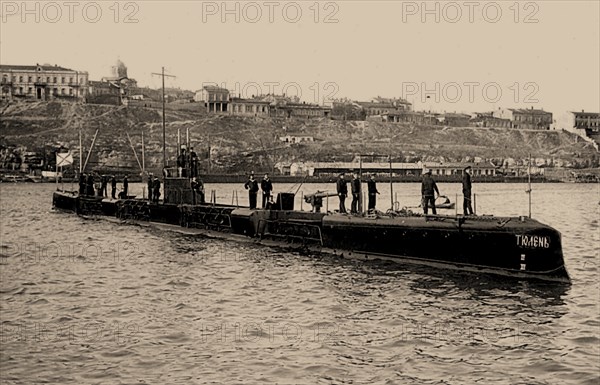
[53,77,57,83]
[46,77,50,83]
[61,77,65,84]
[69,88,73,95]
[28,87,32,94]
[53,88,58,95]
[19,87,23,94]
[69,77,73,84]
[61,88,65,95]
[28,76,32,82]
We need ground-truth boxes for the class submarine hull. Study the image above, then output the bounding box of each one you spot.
[52,192,570,283]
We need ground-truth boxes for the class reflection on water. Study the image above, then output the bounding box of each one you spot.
[0,183,598,385]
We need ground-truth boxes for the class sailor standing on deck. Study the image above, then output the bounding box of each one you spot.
[190,147,198,178]
[152,176,161,203]
[367,174,380,211]
[79,173,86,195]
[110,175,117,199]
[86,174,95,196]
[462,166,474,215]
[101,175,108,197]
[177,148,187,177]
[336,172,348,214]
[421,169,440,215]
[350,171,361,214]
[191,177,205,205]
[261,173,273,208]
[244,173,259,209]
[147,173,153,201]
[122,175,129,198]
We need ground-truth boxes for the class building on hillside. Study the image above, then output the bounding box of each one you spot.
[356,97,412,117]
[86,60,139,105]
[195,85,230,112]
[0,63,89,101]
[274,161,424,177]
[230,97,270,116]
[383,111,444,126]
[493,107,553,130]
[470,112,512,128]
[270,102,331,119]
[87,80,122,105]
[424,162,497,177]
[435,112,471,127]
[101,60,138,88]
[554,110,600,148]
[279,134,314,144]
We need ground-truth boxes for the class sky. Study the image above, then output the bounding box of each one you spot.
[1,0,599,114]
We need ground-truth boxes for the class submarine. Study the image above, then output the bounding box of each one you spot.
[52,176,571,284]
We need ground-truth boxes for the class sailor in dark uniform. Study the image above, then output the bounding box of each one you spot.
[261,173,273,208]
[86,174,95,196]
[152,177,161,203]
[244,173,259,209]
[367,174,380,211]
[177,148,187,177]
[110,175,117,199]
[350,171,361,214]
[336,172,348,214]
[190,147,198,178]
[122,175,129,198]
[101,175,108,197]
[191,177,205,205]
[462,166,474,215]
[421,169,440,215]
[79,173,86,195]
[147,173,153,201]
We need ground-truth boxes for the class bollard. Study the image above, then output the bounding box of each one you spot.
[455,194,458,216]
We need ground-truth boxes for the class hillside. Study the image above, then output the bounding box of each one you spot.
[1,100,598,174]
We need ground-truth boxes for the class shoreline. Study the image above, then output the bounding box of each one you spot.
[0,174,582,184]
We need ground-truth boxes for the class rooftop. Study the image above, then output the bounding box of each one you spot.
[0,64,81,72]
[509,108,552,115]
[571,111,600,117]
[201,85,229,93]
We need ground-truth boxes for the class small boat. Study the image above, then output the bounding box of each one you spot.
[415,195,455,210]
[434,195,455,210]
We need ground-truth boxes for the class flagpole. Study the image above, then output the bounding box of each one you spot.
[55,155,59,191]
[79,128,83,174]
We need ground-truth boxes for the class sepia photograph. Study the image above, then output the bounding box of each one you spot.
[1,1,599,384]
